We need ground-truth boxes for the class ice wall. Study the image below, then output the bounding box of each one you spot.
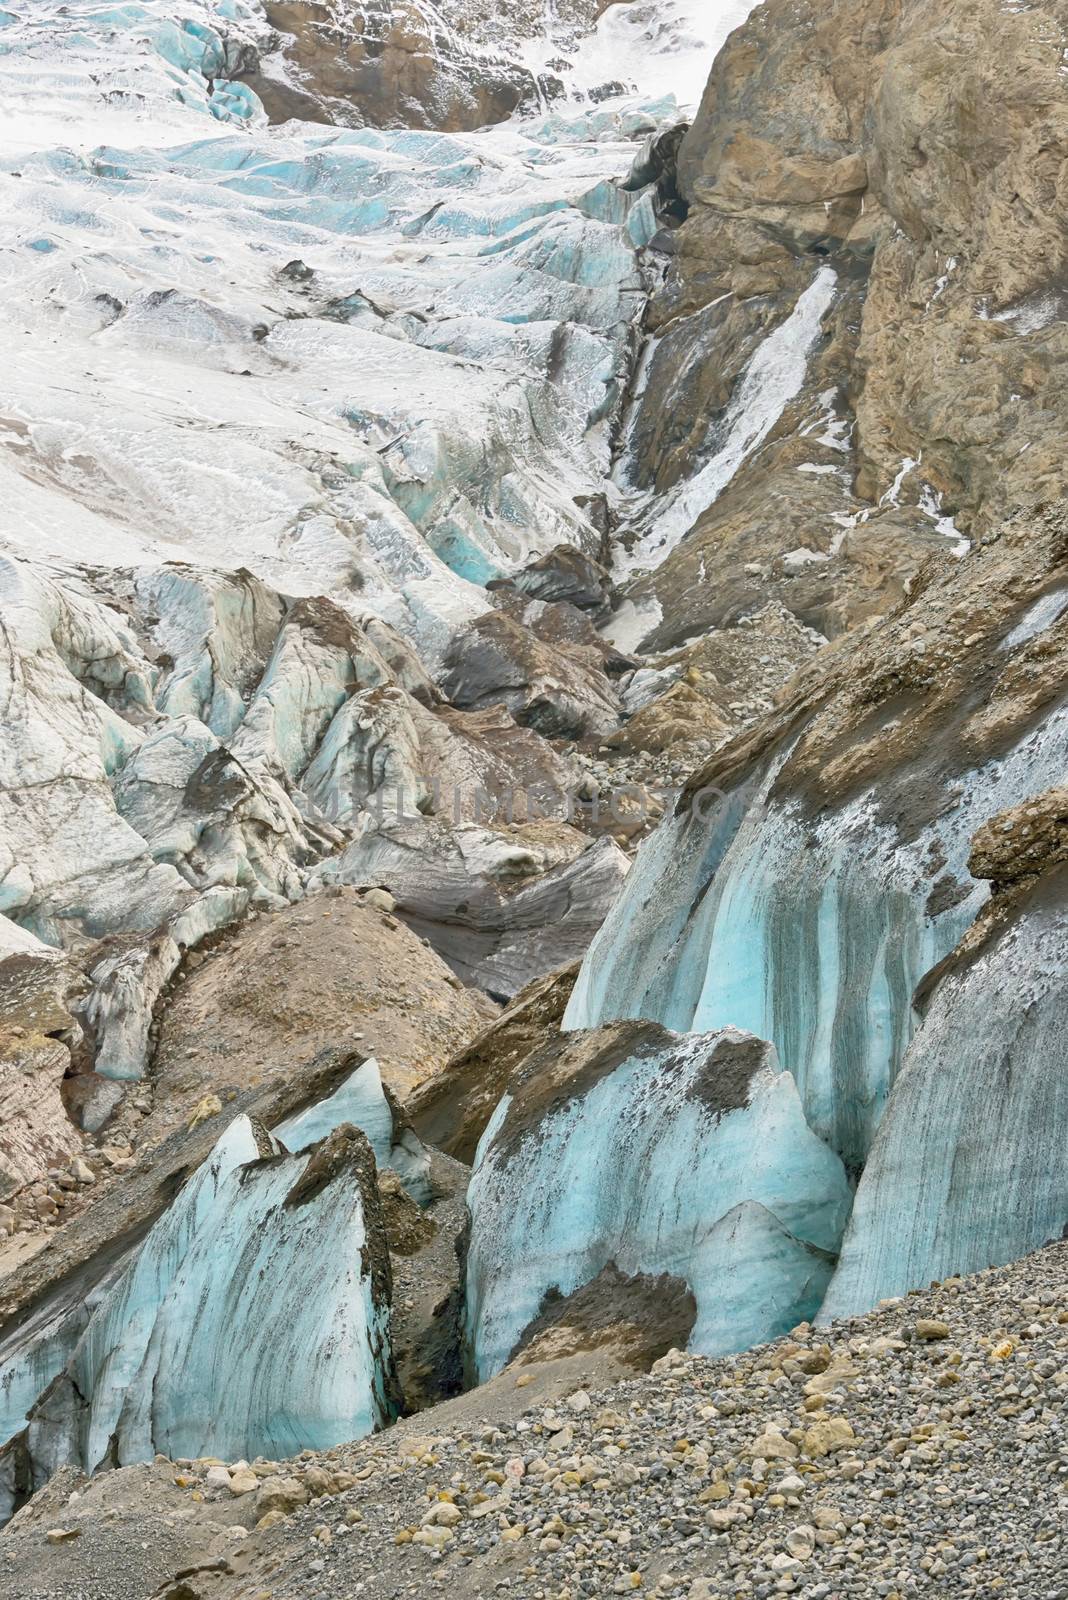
[27,1116,393,1476]
[465,1023,851,1380]
[821,873,1068,1319]
[566,710,1068,1171]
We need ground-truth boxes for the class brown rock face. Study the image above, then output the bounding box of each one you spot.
[248,0,603,130]
[0,952,85,1203]
[610,0,1068,675]
[407,961,579,1163]
[675,0,1068,535]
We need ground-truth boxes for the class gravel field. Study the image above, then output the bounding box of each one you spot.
[5,1242,1065,1600]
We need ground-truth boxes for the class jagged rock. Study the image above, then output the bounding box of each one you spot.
[441,611,622,740]
[465,1021,851,1380]
[968,785,1068,889]
[247,0,582,130]
[605,603,825,760]
[604,0,1068,655]
[318,822,630,1000]
[602,682,730,759]
[385,1147,472,1413]
[408,962,579,1163]
[632,0,1068,611]
[507,545,614,612]
[0,934,85,1204]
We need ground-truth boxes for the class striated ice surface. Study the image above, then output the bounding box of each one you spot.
[277,1054,432,1204]
[1,1058,416,1455]
[27,1116,393,1475]
[567,709,1068,1171]
[0,1259,128,1453]
[821,879,1068,1320]
[465,1025,851,1380]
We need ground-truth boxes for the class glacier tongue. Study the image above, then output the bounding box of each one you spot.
[464,1022,851,1381]
[26,1115,395,1478]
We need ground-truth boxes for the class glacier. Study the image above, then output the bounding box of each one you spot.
[13,0,1056,1529]
[565,708,1068,1173]
[821,868,1068,1319]
[0,0,761,1087]
[26,1114,394,1481]
[277,1053,432,1203]
[0,1045,421,1462]
[465,1022,851,1381]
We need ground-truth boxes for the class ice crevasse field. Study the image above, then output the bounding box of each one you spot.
[4,0,1057,1493]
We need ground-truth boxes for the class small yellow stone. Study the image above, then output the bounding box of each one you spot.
[991,1339,1015,1360]
[394,1530,413,1545]
[700,1481,730,1503]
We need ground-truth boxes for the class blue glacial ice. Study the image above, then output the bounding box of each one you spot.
[566,708,1068,1174]
[27,1115,394,1476]
[278,1055,432,1205]
[465,1024,851,1381]
[1,1052,418,1459]
[820,871,1068,1320]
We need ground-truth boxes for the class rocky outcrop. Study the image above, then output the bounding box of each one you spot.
[318,821,629,1000]
[509,1262,698,1371]
[442,610,623,740]
[0,937,86,1213]
[606,0,1068,670]
[248,0,597,130]
[146,886,486,1112]
[408,961,579,1162]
